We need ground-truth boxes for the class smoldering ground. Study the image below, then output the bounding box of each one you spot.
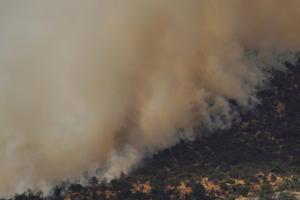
[0,0,299,195]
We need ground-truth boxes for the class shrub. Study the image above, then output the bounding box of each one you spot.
[277,178,300,192]
[189,184,209,200]
[235,184,250,196]
[258,183,274,200]
[277,191,297,200]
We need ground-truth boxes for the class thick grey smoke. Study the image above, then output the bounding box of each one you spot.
[0,0,299,195]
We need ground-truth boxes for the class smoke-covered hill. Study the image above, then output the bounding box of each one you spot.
[2,2,300,194]
[4,56,299,200]
[1,1,300,199]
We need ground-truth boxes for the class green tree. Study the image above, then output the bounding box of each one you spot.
[258,183,274,200]
[277,191,296,200]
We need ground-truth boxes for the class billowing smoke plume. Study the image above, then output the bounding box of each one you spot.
[0,0,299,195]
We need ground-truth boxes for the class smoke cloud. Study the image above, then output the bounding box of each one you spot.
[0,0,299,195]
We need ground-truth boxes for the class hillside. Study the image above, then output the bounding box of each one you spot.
[7,59,300,200]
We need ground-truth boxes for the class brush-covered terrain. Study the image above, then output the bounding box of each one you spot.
[4,59,300,200]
